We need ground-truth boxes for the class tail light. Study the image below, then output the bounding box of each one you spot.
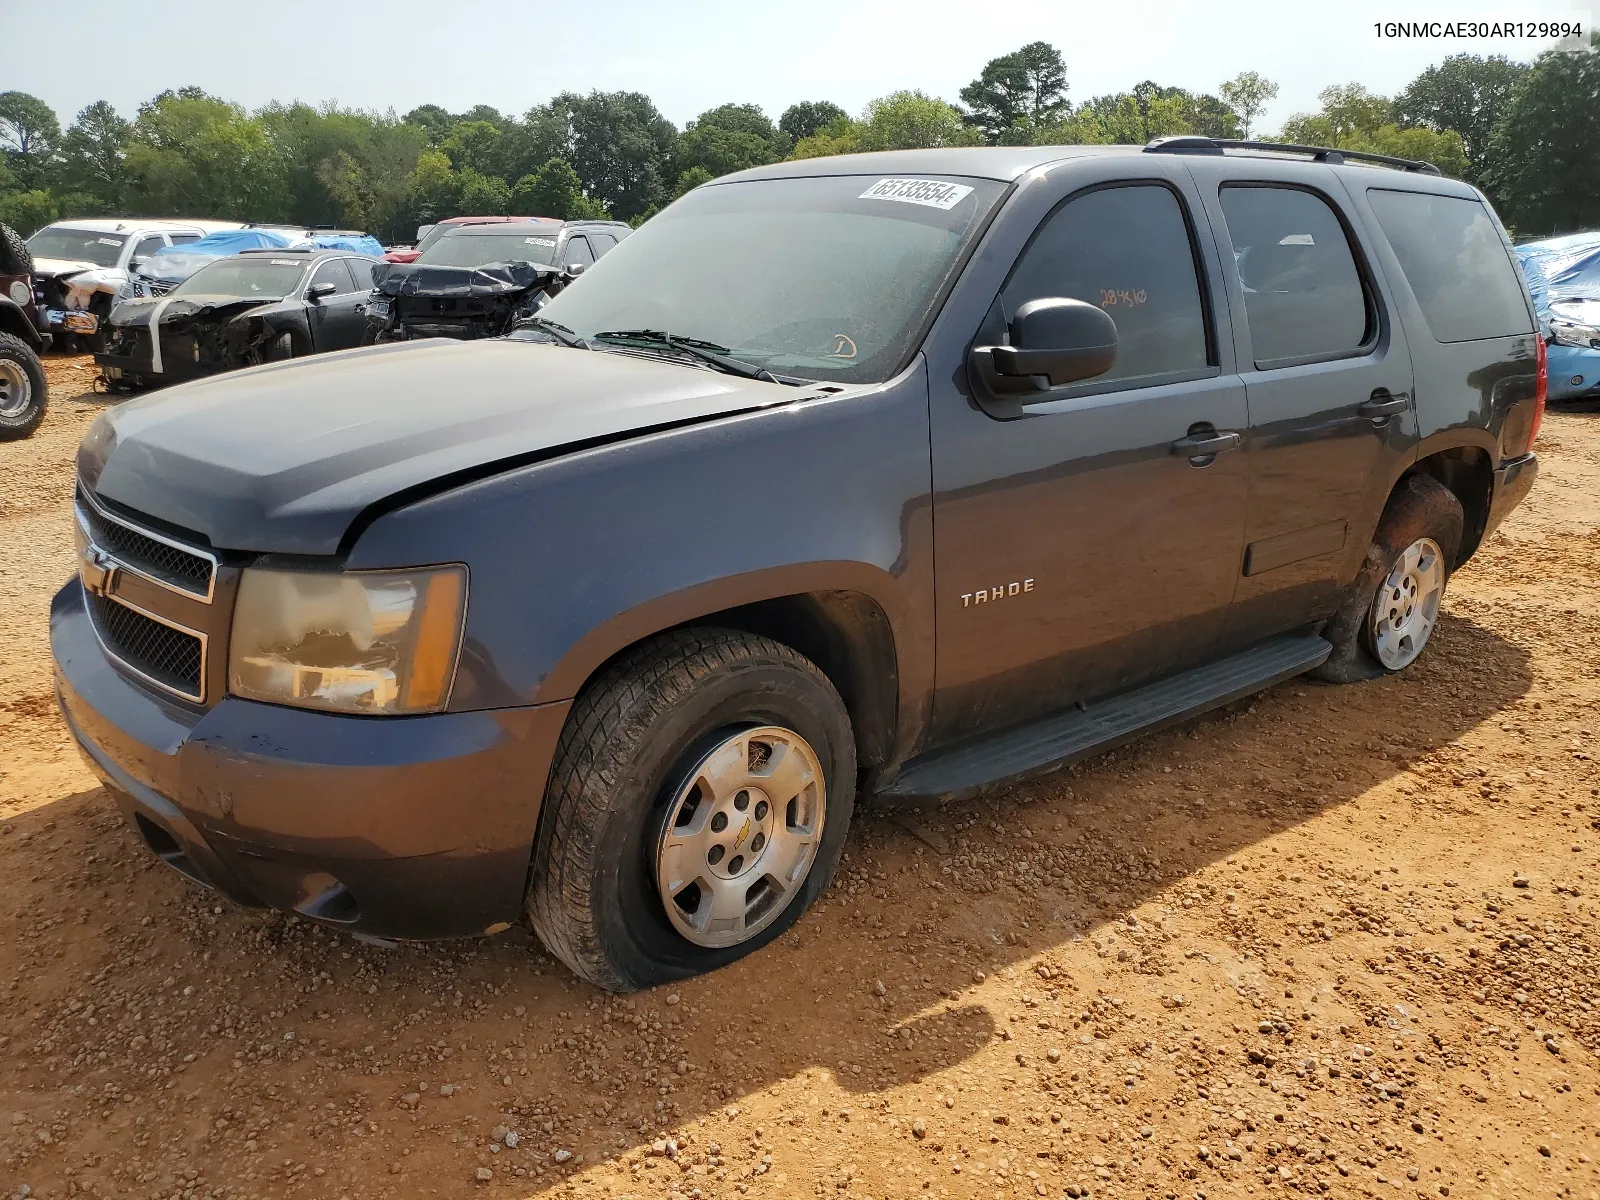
[1531,335,1547,447]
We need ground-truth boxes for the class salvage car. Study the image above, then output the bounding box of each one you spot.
[384,214,541,264]
[0,221,50,439]
[1516,231,1600,401]
[365,219,629,342]
[27,218,244,349]
[55,139,1541,991]
[95,247,380,388]
[123,228,384,299]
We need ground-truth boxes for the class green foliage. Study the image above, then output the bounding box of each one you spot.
[525,91,677,220]
[0,188,58,236]
[405,148,461,224]
[676,103,789,179]
[58,101,130,212]
[1280,84,1394,144]
[857,92,982,151]
[123,89,286,220]
[1484,33,1600,235]
[1395,54,1528,181]
[457,169,510,215]
[442,120,509,178]
[779,101,847,144]
[509,157,609,220]
[960,42,1069,143]
[672,166,715,200]
[790,116,862,160]
[403,105,455,146]
[1219,72,1278,139]
[0,91,62,190]
[3,47,1596,248]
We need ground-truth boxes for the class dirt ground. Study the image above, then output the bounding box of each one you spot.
[3,356,1600,1200]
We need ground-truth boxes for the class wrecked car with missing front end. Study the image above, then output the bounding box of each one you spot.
[365,219,629,343]
[96,248,379,389]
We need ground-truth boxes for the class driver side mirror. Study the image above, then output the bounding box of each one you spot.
[307,281,338,302]
[129,256,149,271]
[981,297,1118,390]
[565,261,587,278]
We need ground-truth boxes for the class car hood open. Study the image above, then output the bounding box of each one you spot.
[78,338,797,555]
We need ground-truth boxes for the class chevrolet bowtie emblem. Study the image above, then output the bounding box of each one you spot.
[80,546,119,597]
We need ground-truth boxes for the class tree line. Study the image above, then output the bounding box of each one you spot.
[1,34,1595,243]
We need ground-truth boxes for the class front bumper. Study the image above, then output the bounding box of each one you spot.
[93,350,206,387]
[1483,451,1538,543]
[51,579,570,940]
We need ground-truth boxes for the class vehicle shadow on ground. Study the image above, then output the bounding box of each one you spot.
[0,607,1533,1191]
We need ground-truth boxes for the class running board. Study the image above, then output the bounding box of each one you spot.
[877,634,1331,803]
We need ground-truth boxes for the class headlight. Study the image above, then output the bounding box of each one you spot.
[1550,319,1599,349]
[228,565,467,715]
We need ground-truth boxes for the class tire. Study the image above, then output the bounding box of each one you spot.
[264,332,295,362]
[527,627,857,991]
[1314,474,1464,682]
[0,332,47,441]
[0,223,32,278]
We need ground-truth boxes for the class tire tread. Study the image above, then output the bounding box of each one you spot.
[528,628,841,991]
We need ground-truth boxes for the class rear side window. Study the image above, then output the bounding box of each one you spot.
[1219,185,1370,365]
[345,257,376,289]
[1365,189,1533,343]
[1002,184,1211,384]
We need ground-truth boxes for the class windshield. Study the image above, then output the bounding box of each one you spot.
[417,231,558,268]
[27,227,127,267]
[172,259,307,299]
[526,174,1005,383]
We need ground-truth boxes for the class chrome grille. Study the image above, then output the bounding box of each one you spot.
[76,490,215,599]
[86,591,205,701]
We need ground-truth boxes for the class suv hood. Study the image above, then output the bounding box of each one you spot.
[78,338,796,555]
[32,256,98,280]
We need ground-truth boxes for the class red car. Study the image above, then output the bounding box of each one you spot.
[384,215,542,263]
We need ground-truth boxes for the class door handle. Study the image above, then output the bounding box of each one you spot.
[1359,390,1410,420]
[1170,430,1242,461]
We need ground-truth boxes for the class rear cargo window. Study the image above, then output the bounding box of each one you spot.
[1218,185,1371,366]
[1365,189,1533,343]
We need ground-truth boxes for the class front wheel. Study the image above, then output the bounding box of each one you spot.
[526,628,856,991]
[1315,474,1464,682]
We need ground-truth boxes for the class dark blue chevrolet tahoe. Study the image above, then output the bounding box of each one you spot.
[53,138,1542,991]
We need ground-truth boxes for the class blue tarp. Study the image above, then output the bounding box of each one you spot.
[137,229,383,285]
[1516,232,1600,400]
[299,233,385,256]
[139,229,296,284]
[1515,232,1600,320]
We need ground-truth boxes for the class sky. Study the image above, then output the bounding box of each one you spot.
[2,0,1590,132]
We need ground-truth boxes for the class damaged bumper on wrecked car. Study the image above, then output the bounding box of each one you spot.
[95,297,298,387]
[366,259,570,342]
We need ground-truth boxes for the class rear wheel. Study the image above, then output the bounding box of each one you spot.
[0,332,47,441]
[1315,474,1463,682]
[526,628,856,991]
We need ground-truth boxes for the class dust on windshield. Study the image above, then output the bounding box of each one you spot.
[526,174,1006,384]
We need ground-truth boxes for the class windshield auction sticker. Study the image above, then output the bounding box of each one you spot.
[859,178,975,210]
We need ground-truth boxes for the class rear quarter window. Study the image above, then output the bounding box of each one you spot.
[1365,189,1533,343]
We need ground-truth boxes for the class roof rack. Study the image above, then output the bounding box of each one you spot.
[1143,135,1441,176]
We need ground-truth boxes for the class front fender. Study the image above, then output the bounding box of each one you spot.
[346,358,936,758]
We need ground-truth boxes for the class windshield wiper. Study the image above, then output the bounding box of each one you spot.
[512,316,591,349]
[592,329,781,383]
